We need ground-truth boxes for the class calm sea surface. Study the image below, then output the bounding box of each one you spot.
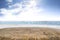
[0,21,60,25]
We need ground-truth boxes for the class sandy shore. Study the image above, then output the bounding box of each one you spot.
[0,24,60,29]
[0,27,60,40]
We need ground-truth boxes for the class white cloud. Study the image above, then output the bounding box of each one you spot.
[0,0,60,21]
[6,0,13,2]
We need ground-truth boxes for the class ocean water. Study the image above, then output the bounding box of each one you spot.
[0,21,60,25]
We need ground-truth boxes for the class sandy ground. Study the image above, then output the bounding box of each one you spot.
[0,27,60,40]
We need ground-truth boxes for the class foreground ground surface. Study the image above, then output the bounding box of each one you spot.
[0,27,60,40]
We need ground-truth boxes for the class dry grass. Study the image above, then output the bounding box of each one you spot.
[0,27,60,40]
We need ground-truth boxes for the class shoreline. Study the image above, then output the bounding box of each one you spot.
[0,24,60,29]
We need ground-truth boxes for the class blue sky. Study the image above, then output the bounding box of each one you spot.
[0,0,60,21]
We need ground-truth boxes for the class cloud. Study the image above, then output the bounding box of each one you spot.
[0,0,60,21]
[0,0,43,21]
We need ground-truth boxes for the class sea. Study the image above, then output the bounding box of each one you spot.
[0,21,60,25]
[0,21,60,29]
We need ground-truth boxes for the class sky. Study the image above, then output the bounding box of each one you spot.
[0,0,60,21]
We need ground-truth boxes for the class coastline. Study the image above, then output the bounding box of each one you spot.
[0,24,60,29]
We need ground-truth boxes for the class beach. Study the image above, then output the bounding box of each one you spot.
[0,24,59,29]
